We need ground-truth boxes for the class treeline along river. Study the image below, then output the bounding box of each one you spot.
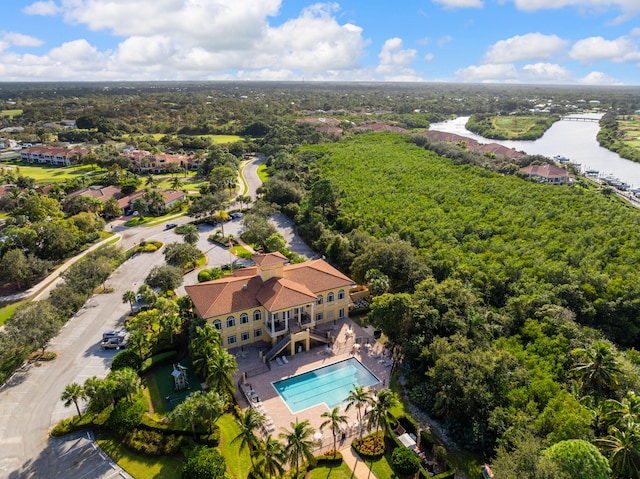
[429,113,640,189]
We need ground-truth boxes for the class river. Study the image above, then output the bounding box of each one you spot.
[429,113,640,189]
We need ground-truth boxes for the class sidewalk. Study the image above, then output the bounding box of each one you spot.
[340,445,378,479]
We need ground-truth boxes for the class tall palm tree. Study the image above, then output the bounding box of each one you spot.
[367,389,399,450]
[169,391,206,439]
[122,290,136,313]
[232,408,265,466]
[60,383,87,418]
[204,348,238,393]
[606,391,640,430]
[572,340,622,398]
[214,210,229,237]
[320,406,348,453]
[279,418,316,477]
[181,224,200,246]
[345,385,374,440]
[111,367,141,402]
[598,420,640,479]
[201,390,224,434]
[252,435,286,479]
[170,176,182,190]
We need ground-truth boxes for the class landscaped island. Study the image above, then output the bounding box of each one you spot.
[466,114,560,140]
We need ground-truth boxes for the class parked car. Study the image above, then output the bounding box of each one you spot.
[101,336,128,350]
[229,212,243,219]
[165,223,177,230]
[102,329,126,340]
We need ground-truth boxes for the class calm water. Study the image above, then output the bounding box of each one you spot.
[429,113,640,189]
[273,358,379,413]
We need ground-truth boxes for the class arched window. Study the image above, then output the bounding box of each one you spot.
[317,295,323,305]
[213,320,222,330]
[338,289,345,300]
[253,310,262,321]
[226,316,236,328]
[240,313,249,324]
[327,292,335,303]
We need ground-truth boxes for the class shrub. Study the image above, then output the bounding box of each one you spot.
[139,350,178,374]
[316,450,343,466]
[111,349,143,371]
[352,431,385,458]
[107,399,145,437]
[391,446,421,477]
[124,428,186,455]
[182,445,227,479]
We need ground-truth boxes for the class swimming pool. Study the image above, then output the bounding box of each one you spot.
[273,358,380,413]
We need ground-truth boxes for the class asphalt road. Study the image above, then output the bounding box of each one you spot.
[0,153,317,479]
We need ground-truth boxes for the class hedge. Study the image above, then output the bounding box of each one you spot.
[140,350,178,374]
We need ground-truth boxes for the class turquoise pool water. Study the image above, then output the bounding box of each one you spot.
[273,358,379,413]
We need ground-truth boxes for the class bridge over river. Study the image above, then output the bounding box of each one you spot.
[560,116,599,122]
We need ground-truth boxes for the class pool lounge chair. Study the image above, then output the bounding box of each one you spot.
[276,357,283,366]
[282,355,289,364]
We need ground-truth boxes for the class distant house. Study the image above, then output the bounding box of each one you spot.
[67,185,186,215]
[126,149,198,173]
[520,164,575,185]
[21,146,88,166]
[421,130,525,160]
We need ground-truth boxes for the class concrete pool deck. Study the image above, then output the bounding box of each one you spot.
[230,317,393,450]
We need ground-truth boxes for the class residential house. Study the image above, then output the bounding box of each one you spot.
[20,146,88,166]
[520,164,575,185]
[185,252,355,359]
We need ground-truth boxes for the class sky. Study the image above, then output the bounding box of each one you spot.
[1,0,640,85]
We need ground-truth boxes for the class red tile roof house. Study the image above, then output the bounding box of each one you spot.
[127,150,197,173]
[67,186,186,215]
[520,164,575,185]
[185,252,355,359]
[20,146,89,166]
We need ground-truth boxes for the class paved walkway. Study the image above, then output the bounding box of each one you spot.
[340,446,377,479]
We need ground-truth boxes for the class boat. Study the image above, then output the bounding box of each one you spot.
[482,463,495,479]
[553,155,570,164]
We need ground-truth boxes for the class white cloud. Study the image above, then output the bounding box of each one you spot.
[375,38,422,81]
[425,53,434,61]
[483,33,569,63]
[507,0,640,22]
[23,1,61,16]
[2,33,44,47]
[455,63,519,82]
[521,62,572,82]
[579,71,624,85]
[432,0,484,8]
[437,36,453,48]
[569,35,640,63]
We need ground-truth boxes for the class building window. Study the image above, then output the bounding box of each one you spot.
[213,320,222,330]
[316,312,323,322]
[241,332,250,342]
[227,316,235,328]
[339,308,345,318]
[327,292,335,302]
[240,313,249,324]
[317,295,323,305]
[228,335,237,345]
[253,310,262,321]
[254,329,262,338]
[274,312,279,320]
[338,289,345,300]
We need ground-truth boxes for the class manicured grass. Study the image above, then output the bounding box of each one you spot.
[217,414,251,479]
[230,244,252,258]
[0,109,22,118]
[308,461,354,478]
[0,300,23,327]
[257,163,268,182]
[0,161,104,182]
[154,172,208,192]
[388,372,410,419]
[369,453,397,479]
[97,436,182,479]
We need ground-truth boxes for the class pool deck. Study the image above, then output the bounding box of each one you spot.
[230,317,393,450]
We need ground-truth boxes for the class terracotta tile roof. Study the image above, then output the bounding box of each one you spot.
[185,259,355,319]
[256,277,317,311]
[161,190,186,203]
[520,164,573,178]
[252,252,288,266]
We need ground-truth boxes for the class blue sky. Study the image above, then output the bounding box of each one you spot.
[1,0,639,84]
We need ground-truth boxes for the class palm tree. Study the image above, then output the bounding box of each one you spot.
[170,391,205,439]
[367,389,399,450]
[60,383,87,418]
[236,194,251,212]
[170,176,182,190]
[122,290,136,313]
[345,385,374,440]
[214,210,229,237]
[201,390,224,434]
[181,224,200,246]
[606,391,640,430]
[320,406,348,453]
[204,348,238,393]
[572,340,622,398]
[252,435,286,479]
[279,418,316,477]
[111,367,141,402]
[598,420,640,479]
[232,408,265,466]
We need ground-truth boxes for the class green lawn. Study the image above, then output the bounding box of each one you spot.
[308,462,355,478]
[0,161,104,183]
[217,413,252,479]
[97,436,182,479]
[257,163,268,183]
[0,300,23,327]
[0,109,22,118]
[369,454,397,479]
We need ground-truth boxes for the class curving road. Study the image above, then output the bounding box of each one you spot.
[0,153,318,478]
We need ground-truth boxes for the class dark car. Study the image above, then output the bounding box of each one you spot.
[165,223,178,230]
